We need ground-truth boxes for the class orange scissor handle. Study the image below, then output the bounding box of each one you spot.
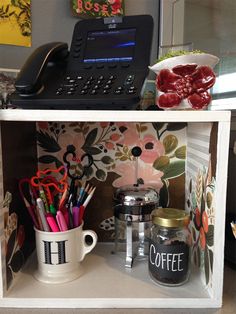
[31,165,68,193]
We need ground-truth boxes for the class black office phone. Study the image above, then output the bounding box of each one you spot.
[10,15,154,110]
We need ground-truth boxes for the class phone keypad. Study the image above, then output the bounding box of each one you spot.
[56,74,137,97]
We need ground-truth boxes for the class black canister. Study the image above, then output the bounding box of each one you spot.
[114,185,159,268]
[149,208,191,286]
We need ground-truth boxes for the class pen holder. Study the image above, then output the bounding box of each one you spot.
[34,223,97,284]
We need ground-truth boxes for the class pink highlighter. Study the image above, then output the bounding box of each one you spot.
[56,210,68,232]
[63,211,69,228]
[46,213,60,232]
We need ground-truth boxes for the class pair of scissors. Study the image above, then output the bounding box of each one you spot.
[30,165,68,215]
[63,146,93,181]
[63,146,93,205]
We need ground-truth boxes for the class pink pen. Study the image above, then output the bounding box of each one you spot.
[63,210,69,228]
[72,206,80,228]
[46,213,59,232]
[56,210,68,231]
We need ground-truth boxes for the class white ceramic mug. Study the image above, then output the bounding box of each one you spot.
[34,223,97,284]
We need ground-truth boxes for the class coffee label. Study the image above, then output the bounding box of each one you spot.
[149,240,189,283]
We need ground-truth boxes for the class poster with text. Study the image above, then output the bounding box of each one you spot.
[72,0,125,18]
[0,0,31,47]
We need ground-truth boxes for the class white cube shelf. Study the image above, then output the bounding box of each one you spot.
[0,109,231,308]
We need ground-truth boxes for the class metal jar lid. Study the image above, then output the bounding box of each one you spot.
[114,185,159,206]
[152,208,190,228]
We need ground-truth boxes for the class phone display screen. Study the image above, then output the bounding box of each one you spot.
[83,28,136,63]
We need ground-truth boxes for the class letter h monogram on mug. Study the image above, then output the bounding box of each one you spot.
[35,223,97,284]
[19,164,98,284]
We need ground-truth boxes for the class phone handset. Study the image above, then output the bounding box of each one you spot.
[15,42,69,96]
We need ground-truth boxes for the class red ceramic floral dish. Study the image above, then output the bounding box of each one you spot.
[149,53,219,110]
[156,64,216,109]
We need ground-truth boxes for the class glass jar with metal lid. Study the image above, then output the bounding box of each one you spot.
[149,208,191,286]
[113,184,159,268]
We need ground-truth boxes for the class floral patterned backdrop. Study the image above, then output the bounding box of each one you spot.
[37,116,187,240]
[187,165,215,287]
[186,122,217,288]
[3,192,25,290]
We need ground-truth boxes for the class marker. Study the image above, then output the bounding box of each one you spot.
[72,206,80,228]
[63,210,69,228]
[35,206,44,231]
[36,198,50,232]
[49,203,57,216]
[45,188,57,216]
[56,211,68,231]
[39,186,49,212]
[46,213,59,232]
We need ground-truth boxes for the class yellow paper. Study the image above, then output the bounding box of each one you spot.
[0,0,31,47]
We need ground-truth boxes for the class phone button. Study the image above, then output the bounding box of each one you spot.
[68,79,75,83]
[87,76,95,81]
[126,87,136,94]
[114,86,124,94]
[96,63,104,69]
[82,84,90,90]
[83,64,92,70]
[75,42,82,47]
[121,62,130,68]
[124,75,135,86]
[103,85,111,90]
[116,86,123,91]
[80,90,88,95]
[114,90,123,95]
[85,80,92,86]
[67,91,75,95]
[108,63,117,69]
